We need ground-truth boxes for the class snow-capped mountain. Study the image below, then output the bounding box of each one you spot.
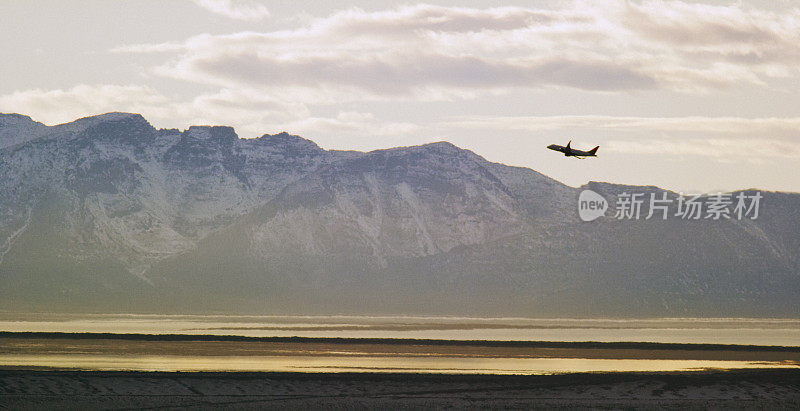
[1,112,798,316]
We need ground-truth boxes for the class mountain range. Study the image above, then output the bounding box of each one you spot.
[1,112,798,317]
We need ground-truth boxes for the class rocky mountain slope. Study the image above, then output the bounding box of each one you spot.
[1,112,797,316]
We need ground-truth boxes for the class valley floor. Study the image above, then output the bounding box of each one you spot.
[2,333,799,408]
[2,369,799,409]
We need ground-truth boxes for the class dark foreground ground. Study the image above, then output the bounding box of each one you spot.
[2,369,799,409]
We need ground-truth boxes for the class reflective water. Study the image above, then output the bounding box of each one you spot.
[3,314,798,374]
[1,354,796,374]
[1,314,798,346]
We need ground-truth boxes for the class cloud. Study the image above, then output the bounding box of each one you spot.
[606,138,800,160]
[0,85,307,136]
[273,111,421,150]
[623,1,798,48]
[0,84,422,143]
[0,85,169,125]
[170,51,655,101]
[150,3,661,99]
[191,0,270,21]
[111,2,800,103]
[152,88,310,136]
[292,111,417,136]
[0,82,427,150]
[110,42,185,54]
[26,2,800,167]
[445,115,800,134]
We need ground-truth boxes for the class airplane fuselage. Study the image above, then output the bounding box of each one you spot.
[547,142,598,158]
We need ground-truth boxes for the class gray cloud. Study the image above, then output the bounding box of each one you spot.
[0,85,307,137]
[623,1,796,47]
[307,4,562,38]
[446,115,800,134]
[119,1,800,103]
[179,50,656,98]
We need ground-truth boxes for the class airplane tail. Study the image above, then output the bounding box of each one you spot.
[588,146,599,155]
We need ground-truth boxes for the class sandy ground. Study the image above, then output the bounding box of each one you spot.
[2,369,800,409]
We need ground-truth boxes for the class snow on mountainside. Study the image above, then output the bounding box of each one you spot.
[0,112,798,316]
[1,113,336,279]
[0,113,48,149]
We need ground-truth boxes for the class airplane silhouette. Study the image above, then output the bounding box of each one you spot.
[547,140,599,159]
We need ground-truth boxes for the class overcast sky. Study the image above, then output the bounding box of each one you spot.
[2,0,799,193]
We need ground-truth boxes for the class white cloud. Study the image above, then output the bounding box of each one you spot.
[110,42,185,54]
[150,88,310,136]
[606,138,800,160]
[110,1,800,104]
[275,111,421,150]
[0,85,169,125]
[191,0,270,21]
[0,84,425,143]
[0,82,425,148]
[13,3,800,169]
[445,115,800,134]
[0,85,307,137]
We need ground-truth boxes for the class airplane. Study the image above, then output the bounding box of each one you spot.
[547,140,599,158]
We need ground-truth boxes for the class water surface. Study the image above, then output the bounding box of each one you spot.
[2,354,795,374]
[1,314,798,346]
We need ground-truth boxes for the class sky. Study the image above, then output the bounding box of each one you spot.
[2,0,799,193]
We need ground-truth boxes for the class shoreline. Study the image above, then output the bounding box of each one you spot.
[3,331,799,351]
[3,367,799,380]
[2,331,798,375]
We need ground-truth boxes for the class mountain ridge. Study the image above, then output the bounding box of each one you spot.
[1,112,798,317]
